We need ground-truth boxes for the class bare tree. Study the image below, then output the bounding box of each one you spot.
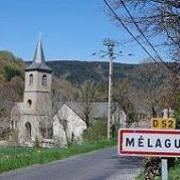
[104,0,180,72]
[78,80,97,128]
[56,113,72,147]
[113,78,137,126]
[52,77,78,102]
[103,0,180,118]
[134,60,173,116]
[0,76,24,137]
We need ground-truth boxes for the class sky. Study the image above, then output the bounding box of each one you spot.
[0,0,167,64]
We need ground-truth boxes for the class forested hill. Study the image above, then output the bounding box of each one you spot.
[47,60,138,84]
[0,50,139,85]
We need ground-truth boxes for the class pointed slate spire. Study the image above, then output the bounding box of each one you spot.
[26,37,52,73]
[33,37,45,64]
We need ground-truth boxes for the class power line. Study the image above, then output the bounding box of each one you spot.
[119,0,172,70]
[103,0,157,62]
[103,0,172,71]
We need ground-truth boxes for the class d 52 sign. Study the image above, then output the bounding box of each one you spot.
[151,118,176,129]
[118,129,180,157]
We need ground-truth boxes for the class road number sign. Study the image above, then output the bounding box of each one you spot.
[151,118,176,129]
[118,128,180,157]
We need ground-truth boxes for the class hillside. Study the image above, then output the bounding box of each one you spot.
[0,51,25,82]
[47,60,138,84]
[0,51,25,136]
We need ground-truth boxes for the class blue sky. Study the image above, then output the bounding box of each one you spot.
[0,0,167,63]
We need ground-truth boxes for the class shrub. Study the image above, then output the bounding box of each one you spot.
[3,65,22,81]
[83,120,107,141]
[33,136,42,148]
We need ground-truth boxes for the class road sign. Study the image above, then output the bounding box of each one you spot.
[151,118,176,129]
[118,128,180,157]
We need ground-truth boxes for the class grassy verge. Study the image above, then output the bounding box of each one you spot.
[167,164,180,180]
[135,171,144,180]
[0,139,116,173]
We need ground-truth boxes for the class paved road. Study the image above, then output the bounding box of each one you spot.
[0,147,143,180]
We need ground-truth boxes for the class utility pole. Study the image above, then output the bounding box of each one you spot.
[93,38,121,139]
[103,39,115,139]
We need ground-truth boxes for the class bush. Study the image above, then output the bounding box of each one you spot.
[144,157,161,179]
[3,65,22,81]
[83,120,107,141]
[33,136,42,148]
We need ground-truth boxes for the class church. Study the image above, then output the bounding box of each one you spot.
[10,39,126,147]
[10,39,53,146]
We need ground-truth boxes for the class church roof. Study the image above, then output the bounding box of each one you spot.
[26,38,52,73]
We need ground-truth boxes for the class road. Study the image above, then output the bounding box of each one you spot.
[0,147,143,180]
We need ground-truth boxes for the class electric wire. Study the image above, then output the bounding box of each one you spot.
[119,0,171,70]
[103,0,172,72]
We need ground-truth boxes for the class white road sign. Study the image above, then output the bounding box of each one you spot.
[118,129,180,157]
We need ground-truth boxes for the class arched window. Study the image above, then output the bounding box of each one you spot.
[11,121,14,129]
[25,122,31,141]
[29,74,33,85]
[42,74,47,86]
[27,99,32,107]
[15,121,17,129]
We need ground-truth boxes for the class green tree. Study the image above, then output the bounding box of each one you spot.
[3,65,22,81]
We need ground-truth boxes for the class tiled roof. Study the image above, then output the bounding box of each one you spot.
[57,101,120,119]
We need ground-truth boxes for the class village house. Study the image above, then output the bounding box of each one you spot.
[53,102,126,146]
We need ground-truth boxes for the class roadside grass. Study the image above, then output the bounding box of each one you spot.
[135,171,144,180]
[135,171,160,180]
[167,164,180,180]
[0,139,116,173]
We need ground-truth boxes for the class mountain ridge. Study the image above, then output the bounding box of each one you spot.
[45,60,138,84]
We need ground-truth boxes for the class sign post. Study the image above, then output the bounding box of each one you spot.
[118,109,176,179]
[162,159,168,180]
[161,109,169,180]
[151,109,176,180]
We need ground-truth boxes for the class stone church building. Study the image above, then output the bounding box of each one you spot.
[10,39,53,146]
[10,39,126,147]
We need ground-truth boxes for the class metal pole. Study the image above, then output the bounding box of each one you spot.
[107,56,113,139]
[162,109,168,180]
[162,159,168,180]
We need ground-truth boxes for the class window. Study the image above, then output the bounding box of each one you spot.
[15,121,17,129]
[11,121,17,130]
[11,121,14,129]
[27,99,32,107]
[42,74,47,86]
[29,74,33,85]
[25,122,31,141]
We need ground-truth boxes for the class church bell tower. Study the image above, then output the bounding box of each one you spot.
[24,38,52,137]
